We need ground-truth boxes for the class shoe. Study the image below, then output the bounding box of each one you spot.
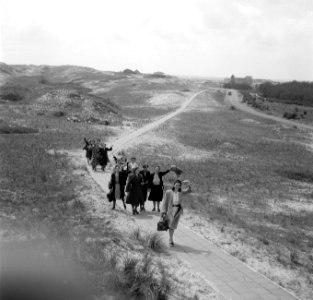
[152,208,156,212]
[134,210,139,215]
[123,203,127,210]
[157,208,160,213]
[169,242,174,247]
[111,207,115,210]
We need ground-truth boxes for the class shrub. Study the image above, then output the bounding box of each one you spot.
[1,93,23,101]
[283,112,298,120]
[120,254,170,300]
[53,111,66,117]
[0,125,38,134]
[146,232,166,253]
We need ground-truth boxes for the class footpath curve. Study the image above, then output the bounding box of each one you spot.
[226,90,313,131]
[87,90,300,300]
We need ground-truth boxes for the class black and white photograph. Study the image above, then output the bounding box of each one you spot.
[0,0,312,299]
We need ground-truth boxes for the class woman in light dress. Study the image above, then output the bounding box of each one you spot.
[161,179,191,247]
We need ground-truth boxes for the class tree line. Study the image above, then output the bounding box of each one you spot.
[258,81,313,106]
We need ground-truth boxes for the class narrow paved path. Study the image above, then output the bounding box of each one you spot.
[87,91,300,300]
[226,90,313,131]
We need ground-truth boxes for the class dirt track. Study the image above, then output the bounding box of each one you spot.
[86,89,299,300]
[226,90,313,131]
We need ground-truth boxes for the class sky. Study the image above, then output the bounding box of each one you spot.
[0,0,313,81]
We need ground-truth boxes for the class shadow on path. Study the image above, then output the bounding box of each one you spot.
[170,244,212,256]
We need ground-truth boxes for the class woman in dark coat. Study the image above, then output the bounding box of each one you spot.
[98,143,113,171]
[148,166,170,212]
[83,138,93,164]
[108,165,129,210]
[139,164,150,211]
[125,167,144,215]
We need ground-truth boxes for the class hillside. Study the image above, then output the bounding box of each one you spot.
[0,63,122,125]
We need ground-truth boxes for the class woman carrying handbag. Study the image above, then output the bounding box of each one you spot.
[160,179,191,247]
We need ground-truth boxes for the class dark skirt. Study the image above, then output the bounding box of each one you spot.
[141,185,148,203]
[86,149,92,160]
[148,185,164,202]
[126,187,143,206]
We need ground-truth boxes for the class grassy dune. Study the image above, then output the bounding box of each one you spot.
[124,89,313,300]
[0,65,217,300]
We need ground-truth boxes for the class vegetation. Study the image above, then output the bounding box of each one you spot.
[125,90,313,299]
[241,90,269,111]
[223,82,251,90]
[0,64,210,300]
[258,81,313,106]
[0,124,38,134]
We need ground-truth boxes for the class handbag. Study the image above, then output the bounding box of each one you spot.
[157,214,169,231]
[107,188,114,202]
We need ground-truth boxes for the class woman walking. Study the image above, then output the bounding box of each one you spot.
[161,180,191,247]
[148,166,170,212]
[139,164,150,211]
[125,167,144,215]
[83,138,93,165]
[108,165,129,210]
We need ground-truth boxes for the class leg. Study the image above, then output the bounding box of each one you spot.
[122,197,126,209]
[152,201,156,211]
[157,202,160,212]
[112,200,116,210]
[169,229,175,246]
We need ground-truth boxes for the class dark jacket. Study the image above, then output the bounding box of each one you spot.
[125,173,144,206]
[98,146,112,166]
[108,170,129,201]
[140,170,151,186]
[148,170,170,188]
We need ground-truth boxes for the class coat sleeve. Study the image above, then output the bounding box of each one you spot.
[108,174,114,189]
[161,190,170,214]
[125,174,133,193]
[160,170,170,177]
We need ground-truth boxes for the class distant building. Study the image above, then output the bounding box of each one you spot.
[224,75,254,87]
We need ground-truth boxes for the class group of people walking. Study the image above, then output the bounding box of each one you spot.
[83,138,112,171]
[83,139,191,247]
[108,156,173,214]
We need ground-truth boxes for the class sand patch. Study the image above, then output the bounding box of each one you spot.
[241,118,260,125]
[187,91,223,112]
[148,92,185,107]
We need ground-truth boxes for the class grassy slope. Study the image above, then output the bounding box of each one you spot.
[0,65,218,300]
[124,89,313,299]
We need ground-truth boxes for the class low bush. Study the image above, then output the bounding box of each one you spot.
[0,125,38,134]
[276,170,313,183]
[53,111,66,117]
[0,92,23,101]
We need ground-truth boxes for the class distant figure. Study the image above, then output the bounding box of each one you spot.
[170,164,183,179]
[91,142,112,171]
[83,137,93,164]
[125,167,144,215]
[91,140,101,171]
[148,166,170,212]
[98,143,113,171]
[161,180,191,247]
[108,165,129,210]
[139,164,150,211]
[128,157,138,171]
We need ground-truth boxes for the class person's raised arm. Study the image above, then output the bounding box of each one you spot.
[181,180,191,194]
[160,169,170,177]
[161,190,169,216]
